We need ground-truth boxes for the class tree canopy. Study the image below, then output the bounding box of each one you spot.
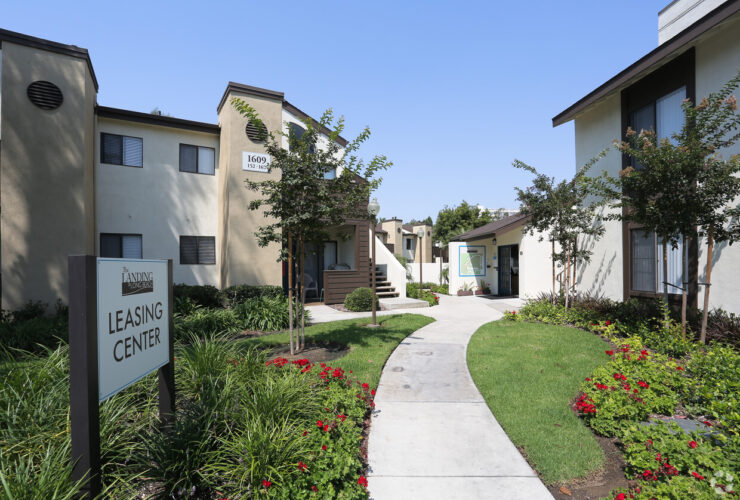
[433,201,494,245]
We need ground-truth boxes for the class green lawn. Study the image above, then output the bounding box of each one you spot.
[467,320,610,484]
[239,313,434,387]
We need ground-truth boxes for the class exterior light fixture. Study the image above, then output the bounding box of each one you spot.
[492,235,497,246]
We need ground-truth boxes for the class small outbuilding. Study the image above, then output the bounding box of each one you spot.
[448,213,553,298]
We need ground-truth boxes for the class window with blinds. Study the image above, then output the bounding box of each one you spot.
[100,234,142,258]
[179,144,215,175]
[180,236,216,265]
[629,86,686,170]
[101,133,143,167]
[630,229,685,294]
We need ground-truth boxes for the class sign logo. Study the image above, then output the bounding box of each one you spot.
[242,151,271,173]
[121,267,154,296]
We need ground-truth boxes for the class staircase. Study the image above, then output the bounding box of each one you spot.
[372,265,400,299]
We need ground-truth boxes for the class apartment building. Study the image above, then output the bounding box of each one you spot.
[553,0,740,313]
[0,28,367,309]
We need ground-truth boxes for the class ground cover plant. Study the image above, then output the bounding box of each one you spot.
[506,295,740,498]
[0,300,69,356]
[467,320,609,483]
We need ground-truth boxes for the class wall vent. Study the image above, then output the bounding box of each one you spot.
[245,120,267,142]
[27,81,64,110]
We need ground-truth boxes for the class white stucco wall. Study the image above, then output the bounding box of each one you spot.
[448,228,552,299]
[658,0,727,45]
[694,16,740,313]
[570,15,740,313]
[95,118,220,286]
[573,93,625,301]
[408,259,449,286]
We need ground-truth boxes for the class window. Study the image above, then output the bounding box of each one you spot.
[101,133,143,167]
[630,229,685,294]
[406,239,412,250]
[180,236,216,265]
[629,86,686,169]
[179,144,215,175]
[100,234,142,258]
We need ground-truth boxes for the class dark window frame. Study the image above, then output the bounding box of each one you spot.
[179,143,216,175]
[100,132,144,168]
[179,236,216,265]
[100,233,143,258]
[620,48,698,307]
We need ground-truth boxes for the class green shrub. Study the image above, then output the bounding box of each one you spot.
[174,308,241,342]
[234,296,298,331]
[173,284,222,308]
[220,285,283,308]
[344,288,378,312]
[0,315,68,356]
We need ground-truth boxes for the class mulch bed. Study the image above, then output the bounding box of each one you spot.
[268,343,349,363]
[546,435,630,500]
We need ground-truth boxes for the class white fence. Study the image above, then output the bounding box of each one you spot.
[408,259,448,286]
[370,230,407,298]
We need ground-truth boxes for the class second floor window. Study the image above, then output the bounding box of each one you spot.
[179,144,215,175]
[101,133,143,167]
[629,86,685,170]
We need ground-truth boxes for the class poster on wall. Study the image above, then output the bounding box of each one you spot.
[459,245,486,277]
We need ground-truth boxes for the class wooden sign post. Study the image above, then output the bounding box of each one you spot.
[68,256,174,497]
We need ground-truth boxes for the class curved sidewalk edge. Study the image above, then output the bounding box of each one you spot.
[366,294,553,500]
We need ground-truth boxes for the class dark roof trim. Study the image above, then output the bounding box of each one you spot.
[96,106,220,134]
[452,213,529,242]
[216,82,284,113]
[0,28,99,91]
[283,100,349,147]
[552,0,740,127]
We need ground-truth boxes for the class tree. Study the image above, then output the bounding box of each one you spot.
[408,216,433,226]
[598,72,740,341]
[231,98,390,354]
[433,201,493,245]
[514,152,607,307]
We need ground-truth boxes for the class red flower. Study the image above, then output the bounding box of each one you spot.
[323,424,330,432]
[316,420,323,428]
[585,377,591,381]
[605,320,611,326]
[371,389,376,396]
[702,420,712,427]
[688,440,698,449]
[676,366,684,371]
[606,350,614,356]
[615,494,626,500]
[613,373,627,381]
[302,430,308,436]
[361,383,370,391]
[638,381,649,389]
[311,485,318,491]
[358,476,368,488]
[321,444,327,451]
[262,480,271,488]
[691,471,704,480]
[298,461,308,472]
[337,414,347,422]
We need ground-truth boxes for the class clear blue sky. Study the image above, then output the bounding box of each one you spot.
[4,0,668,222]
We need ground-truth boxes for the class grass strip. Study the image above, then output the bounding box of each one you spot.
[467,320,609,484]
[239,313,434,387]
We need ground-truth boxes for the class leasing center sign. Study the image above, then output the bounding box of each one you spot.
[97,258,169,402]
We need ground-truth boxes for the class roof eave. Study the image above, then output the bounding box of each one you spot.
[552,0,740,127]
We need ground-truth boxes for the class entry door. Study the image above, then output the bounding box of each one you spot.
[498,246,512,296]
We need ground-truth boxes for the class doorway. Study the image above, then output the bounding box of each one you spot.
[498,244,519,296]
[283,241,338,302]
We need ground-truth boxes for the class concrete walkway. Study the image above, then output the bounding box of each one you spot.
[365,294,553,500]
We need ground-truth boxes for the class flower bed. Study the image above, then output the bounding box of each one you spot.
[0,340,376,498]
[506,298,740,499]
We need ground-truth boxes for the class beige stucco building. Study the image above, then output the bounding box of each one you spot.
[0,28,371,309]
[553,0,740,314]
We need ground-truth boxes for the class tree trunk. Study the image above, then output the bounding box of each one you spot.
[700,224,714,344]
[572,237,577,301]
[288,232,294,356]
[300,239,306,351]
[662,239,669,327]
[552,240,556,305]
[681,234,688,338]
[563,243,570,309]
